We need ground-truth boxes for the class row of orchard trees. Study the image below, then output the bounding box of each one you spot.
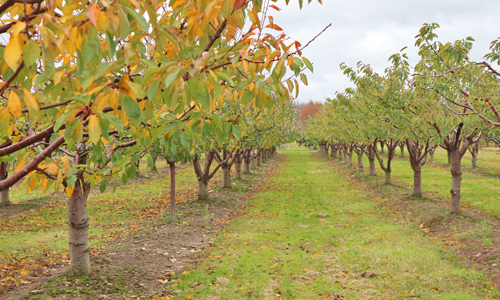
[0,0,317,276]
[305,23,500,214]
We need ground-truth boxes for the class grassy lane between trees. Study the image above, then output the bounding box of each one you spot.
[359,148,500,217]
[163,147,496,299]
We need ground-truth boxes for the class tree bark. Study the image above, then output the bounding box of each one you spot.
[0,162,10,206]
[256,151,262,166]
[68,179,91,276]
[369,157,376,175]
[446,148,452,166]
[470,144,479,169]
[168,161,176,221]
[234,153,242,179]
[412,166,422,197]
[250,156,256,169]
[450,148,462,213]
[347,146,353,166]
[222,166,231,188]
[244,160,251,174]
[198,180,209,200]
[399,144,404,158]
[343,148,347,163]
[384,170,391,185]
[357,151,364,169]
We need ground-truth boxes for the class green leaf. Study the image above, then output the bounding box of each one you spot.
[215,71,234,86]
[118,7,130,38]
[240,90,253,105]
[165,68,182,89]
[198,84,210,110]
[232,125,241,140]
[123,6,148,31]
[106,31,117,58]
[101,113,124,134]
[302,57,313,72]
[122,96,141,121]
[147,80,160,100]
[23,39,39,67]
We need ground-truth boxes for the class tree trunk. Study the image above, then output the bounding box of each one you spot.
[446,149,452,166]
[471,144,479,169]
[343,150,347,163]
[330,147,335,158]
[198,180,209,200]
[234,154,242,179]
[369,157,376,175]
[347,151,353,166]
[250,157,256,169]
[0,162,10,207]
[357,152,364,169]
[400,144,404,158]
[222,166,231,188]
[135,161,140,178]
[68,180,91,276]
[257,152,262,166]
[169,161,176,221]
[429,151,435,163]
[450,149,462,213]
[384,170,391,185]
[338,149,342,161]
[244,160,251,174]
[412,166,422,197]
[380,142,384,153]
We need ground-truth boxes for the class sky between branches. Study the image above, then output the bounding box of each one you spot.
[274,0,500,103]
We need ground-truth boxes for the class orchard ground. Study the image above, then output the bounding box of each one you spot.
[1,145,500,299]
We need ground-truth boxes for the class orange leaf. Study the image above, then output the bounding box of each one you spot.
[86,3,99,27]
[269,4,281,11]
[234,0,246,10]
[265,24,283,31]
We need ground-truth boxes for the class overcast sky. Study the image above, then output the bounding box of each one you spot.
[270,0,500,103]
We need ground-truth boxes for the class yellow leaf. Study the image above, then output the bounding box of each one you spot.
[97,10,109,31]
[88,115,102,144]
[61,155,70,171]
[13,157,27,173]
[22,88,40,120]
[46,162,58,175]
[0,107,9,136]
[41,177,48,194]
[5,35,23,70]
[53,71,65,85]
[7,91,22,118]
[66,185,75,198]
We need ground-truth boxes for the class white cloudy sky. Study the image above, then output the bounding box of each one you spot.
[269,0,500,103]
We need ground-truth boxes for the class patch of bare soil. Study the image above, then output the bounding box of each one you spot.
[2,155,282,300]
[319,153,500,291]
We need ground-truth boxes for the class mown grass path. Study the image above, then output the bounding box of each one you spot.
[166,148,497,299]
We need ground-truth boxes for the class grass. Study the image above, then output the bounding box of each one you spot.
[354,147,500,216]
[163,147,496,299]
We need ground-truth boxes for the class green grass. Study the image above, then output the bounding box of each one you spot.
[356,148,500,216]
[164,148,496,299]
